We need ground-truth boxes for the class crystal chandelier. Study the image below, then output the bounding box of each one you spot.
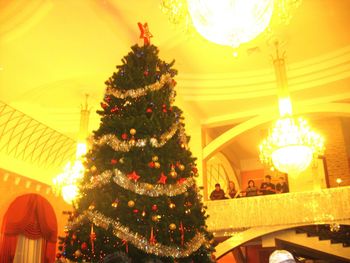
[53,95,90,204]
[259,46,325,175]
[160,0,302,48]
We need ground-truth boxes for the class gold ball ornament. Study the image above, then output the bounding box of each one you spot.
[128,200,135,208]
[145,183,154,190]
[90,166,97,173]
[119,157,125,164]
[130,128,136,135]
[151,215,161,222]
[169,203,176,209]
[178,164,185,171]
[88,203,95,210]
[152,156,159,162]
[169,223,177,231]
[74,249,82,257]
[154,162,160,169]
[170,171,177,178]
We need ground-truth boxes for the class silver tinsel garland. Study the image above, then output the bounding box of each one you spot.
[82,170,113,189]
[106,74,173,99]
[81,169,195,197]
[93,122,185,152]
[67,210,207,258]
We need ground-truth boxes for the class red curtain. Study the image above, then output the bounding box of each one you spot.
[0,194,57,263]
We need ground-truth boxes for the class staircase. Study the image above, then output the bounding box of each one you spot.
[269,229,350,261]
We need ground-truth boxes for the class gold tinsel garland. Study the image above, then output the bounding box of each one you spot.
[93,122,186,152]
[82,169,195,197]
[106,73,173,99]
[67,210,207,258]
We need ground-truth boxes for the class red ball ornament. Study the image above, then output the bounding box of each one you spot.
[100,102,108,109]
[146,108,153,113]
[144,70,149,76]
[133,209,139,213]
[148,162,155,168]
[121,133,128,140]
[162,108,167,113]
[81,242,88,250]
[111,159,118,165]
[72,233,77,240]
[111,106,119,113]
[151,204,158,211]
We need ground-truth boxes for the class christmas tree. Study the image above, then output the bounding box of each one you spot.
[58,23,215,263]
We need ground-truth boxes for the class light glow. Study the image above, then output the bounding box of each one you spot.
[187,0,274,47]
[278,97,293,116]
[53,143,87,204]
[259,117,324,175]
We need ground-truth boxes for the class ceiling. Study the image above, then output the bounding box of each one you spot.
[1,0,350,173]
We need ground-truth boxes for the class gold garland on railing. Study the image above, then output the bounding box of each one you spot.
[67,210,206,258]
[106,73,173,99]
[94,122,185,152]
[82,169,195,197]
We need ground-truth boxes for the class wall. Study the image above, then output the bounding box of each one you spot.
[314,117,350,187]
[240,169,265,190]
[217,252,237,263]
[0,168,71,251]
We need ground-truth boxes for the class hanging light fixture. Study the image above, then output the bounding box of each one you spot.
[187,0,274,47]
[259,44,325,175]
[160,0,302,48]
[53,95,90,204]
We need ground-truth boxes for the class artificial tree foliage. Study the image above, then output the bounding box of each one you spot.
[58,30,215,263]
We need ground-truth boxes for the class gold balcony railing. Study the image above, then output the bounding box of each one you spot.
[205,186,350,232]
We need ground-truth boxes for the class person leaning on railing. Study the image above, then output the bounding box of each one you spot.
[209,183,227,200]
[240,179,258,197]
[227,180,239,198]
[276,176,289,193]
[260,175,276,195]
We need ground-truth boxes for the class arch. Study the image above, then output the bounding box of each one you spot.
[207,152,240,193]
[203,102,350,161]
[0,193,58,263]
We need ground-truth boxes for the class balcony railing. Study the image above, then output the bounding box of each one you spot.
[205,186,350,232]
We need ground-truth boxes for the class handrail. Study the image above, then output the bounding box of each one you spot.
[205,186,350,232]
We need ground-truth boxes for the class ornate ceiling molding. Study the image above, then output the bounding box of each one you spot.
[178,46,350,101]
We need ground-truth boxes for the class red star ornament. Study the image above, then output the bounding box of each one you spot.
[157,172,167,184]
[138,22,153,45]
[128,171,140,182]
[177,178,186,184]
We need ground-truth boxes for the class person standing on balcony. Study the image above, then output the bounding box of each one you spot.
[209,183,227,200]
[276,176,289,193]
[260,175,276,195]
[227,181,238,198]
[245,179,258,197]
